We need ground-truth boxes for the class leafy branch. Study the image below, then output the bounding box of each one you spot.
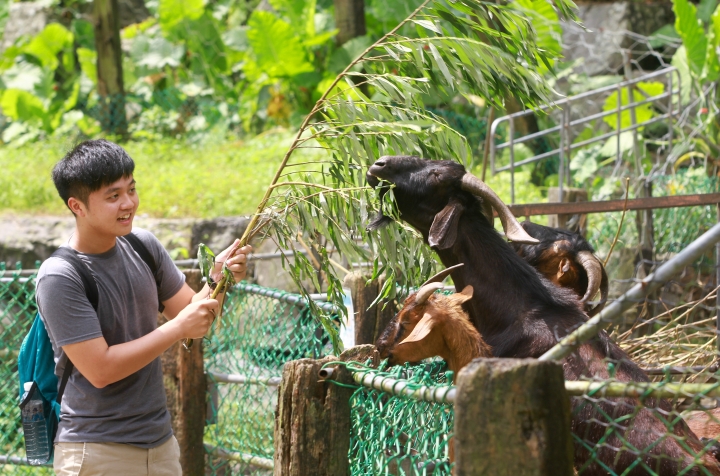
[211,0,577,353]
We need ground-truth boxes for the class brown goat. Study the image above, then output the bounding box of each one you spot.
[382,283,492,383]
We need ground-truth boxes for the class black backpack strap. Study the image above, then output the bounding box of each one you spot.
[51,247,99,312]
[56,359,73,403]
[122,232,164,313]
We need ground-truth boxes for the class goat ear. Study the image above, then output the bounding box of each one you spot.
[457,285,473,303]
[398,313,435,345]
[429,199,463,250]
[558,257,572,278]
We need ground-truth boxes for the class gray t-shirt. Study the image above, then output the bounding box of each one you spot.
[35,228,185,448]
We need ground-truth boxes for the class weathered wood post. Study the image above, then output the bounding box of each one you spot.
[343,272,396,345]
[454,358,574,476]
[160,269,206,476]
[274,345,377,476]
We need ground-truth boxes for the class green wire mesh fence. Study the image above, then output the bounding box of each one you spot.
[0,263,52,475]
[347,361,454,475]
[203,282,337,475]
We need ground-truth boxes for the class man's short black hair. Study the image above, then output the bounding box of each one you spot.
[52,139,135,209]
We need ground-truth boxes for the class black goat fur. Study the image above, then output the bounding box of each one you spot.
[367,156,719,475]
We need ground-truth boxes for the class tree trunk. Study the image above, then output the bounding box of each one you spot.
[93,0,128,136]
[333,0,366,46]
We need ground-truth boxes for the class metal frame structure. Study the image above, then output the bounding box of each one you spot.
[489,67,681,204]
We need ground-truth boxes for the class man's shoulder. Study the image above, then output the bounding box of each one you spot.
[37,247,80,279]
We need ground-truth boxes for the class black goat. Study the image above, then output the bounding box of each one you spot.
[367,156,718,475]
[512,221,609,316]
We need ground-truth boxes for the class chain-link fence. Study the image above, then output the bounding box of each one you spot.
[0,264,51,474]
[203,282,337,475]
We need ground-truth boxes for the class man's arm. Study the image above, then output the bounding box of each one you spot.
[63,298,218,388]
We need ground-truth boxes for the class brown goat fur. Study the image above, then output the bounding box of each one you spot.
[378,285,492,383]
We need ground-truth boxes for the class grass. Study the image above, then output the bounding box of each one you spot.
[0,129,327,218]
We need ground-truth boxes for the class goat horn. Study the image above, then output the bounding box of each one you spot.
[415,282,444,305]
[460,174,539,244]
[577,251,608,316]
[420,263,464,287]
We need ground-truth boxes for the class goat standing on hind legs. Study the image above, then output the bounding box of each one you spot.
[366,155,720,475]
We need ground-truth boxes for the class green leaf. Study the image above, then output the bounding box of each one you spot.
[77,48,98,84]
[671,45,693,104]
[197,244,216,282]
[246,11,314,78]
[699,0,718,23]
[159,0,205,32]
[0,89,46,124]
[704,6,720,81]
[602,81,664,130]
[514,0,562,69]
[22,23,74,70]
[674,0,707,75]
[570,145,601,183]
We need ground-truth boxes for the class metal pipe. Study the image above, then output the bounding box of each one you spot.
[319,367,335,379]
[564,380,720,399]
[494,114,673,173]
[204,444,274,469]
[351,369,456,404]
[559,107,565,202]
[716,203,720,355]
[509,118,515,204]
[540,221,720,362]
[207,371,282,387]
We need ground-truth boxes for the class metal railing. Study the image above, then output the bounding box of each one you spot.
[489,66,681,203]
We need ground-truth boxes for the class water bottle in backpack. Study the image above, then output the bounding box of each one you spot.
[21,382,51,465]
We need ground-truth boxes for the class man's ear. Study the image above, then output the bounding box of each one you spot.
[67,197,86,218]
[429,199,463,250]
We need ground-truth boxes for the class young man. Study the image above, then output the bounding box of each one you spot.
[36,139,252,475]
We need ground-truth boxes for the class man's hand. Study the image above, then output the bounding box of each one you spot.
[171,298,219,339]
[212,239,253,285]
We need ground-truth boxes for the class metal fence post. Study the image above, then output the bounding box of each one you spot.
[453,358,574,475]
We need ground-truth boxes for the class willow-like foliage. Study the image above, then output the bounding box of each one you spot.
[239,0,578,352]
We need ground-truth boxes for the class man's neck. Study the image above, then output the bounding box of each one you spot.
[70,221,118,254]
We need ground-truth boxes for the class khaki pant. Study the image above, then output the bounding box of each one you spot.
[53,435,181,476]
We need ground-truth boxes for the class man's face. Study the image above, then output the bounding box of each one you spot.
[77,175,139,238]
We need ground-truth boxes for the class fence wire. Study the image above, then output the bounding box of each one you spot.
[203,282,335,475]
[348,361,454,476]
[0,263,51,475]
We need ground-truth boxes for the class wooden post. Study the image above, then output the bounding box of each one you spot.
[160,269,206,476]
[548,187,588,235]
[93,0,127,136]
[454,358,574,476]
[343,272,396,345]
[274,344,378,476]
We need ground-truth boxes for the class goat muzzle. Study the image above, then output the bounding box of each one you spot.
[460,174,539,244]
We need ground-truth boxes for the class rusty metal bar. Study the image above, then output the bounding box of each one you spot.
[500,193,720,218]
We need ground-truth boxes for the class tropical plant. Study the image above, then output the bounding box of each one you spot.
[203,0,579,350]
